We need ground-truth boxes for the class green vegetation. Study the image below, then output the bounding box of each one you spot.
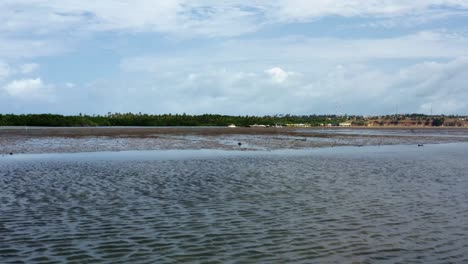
[0,113,345,127]
[431,118,445,127]
[0,113,465,127]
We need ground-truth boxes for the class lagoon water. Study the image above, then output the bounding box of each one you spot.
[1,144,468,263]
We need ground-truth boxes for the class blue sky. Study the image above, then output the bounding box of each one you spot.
[1,1,468,115]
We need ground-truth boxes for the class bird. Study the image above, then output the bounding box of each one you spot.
[9,152,13,155]
[238,142,242,147]
[418,144,424,147]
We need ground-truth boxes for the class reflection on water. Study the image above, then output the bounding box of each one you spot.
[1,144,468,263]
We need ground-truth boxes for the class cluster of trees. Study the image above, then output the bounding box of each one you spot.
[0,113,346,127]
[0,113,463,127]
[366,114,466,127]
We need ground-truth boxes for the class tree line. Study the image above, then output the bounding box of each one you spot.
[0,113,462,127]
[0,113,345,127]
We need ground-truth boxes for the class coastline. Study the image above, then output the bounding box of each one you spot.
[1,125,467,136]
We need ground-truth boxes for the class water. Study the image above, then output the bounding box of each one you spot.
[1,144,468,263]
[2,128,468,154]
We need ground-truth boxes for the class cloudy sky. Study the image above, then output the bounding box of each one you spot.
[1,1,468,115]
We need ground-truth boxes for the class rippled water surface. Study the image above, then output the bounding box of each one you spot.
[1,144,468,263]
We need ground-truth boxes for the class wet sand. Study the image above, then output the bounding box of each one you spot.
[1,127,467,154]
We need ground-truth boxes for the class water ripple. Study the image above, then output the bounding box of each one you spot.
[1,146,468,263]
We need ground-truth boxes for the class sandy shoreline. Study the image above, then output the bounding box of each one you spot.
[0,126,298,137]
[1,127,467,154]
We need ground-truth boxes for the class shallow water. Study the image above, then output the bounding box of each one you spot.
[2,128,468,154]
[1,144,468,263]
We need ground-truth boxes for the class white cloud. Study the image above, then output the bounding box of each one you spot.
[68,57,468,115]
[314,57,468,114]
[235,31,468,60]
[0,1,465,71]
[1,1,468,114]
[1,1,467,38]
[0,61,41,82]
[2,78,55,101]
[265,67,291,83]
[3,57,467,115]
[113,28,468,115]
[121,31,468,76]
[274,0,468,22]
[0,0,182,33]
[4,78,43,96]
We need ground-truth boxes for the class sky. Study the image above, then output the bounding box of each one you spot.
[1,1,468,115]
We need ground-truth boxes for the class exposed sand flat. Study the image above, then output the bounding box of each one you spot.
[1,126,467,137]
[0,126,296,137]
[1,127,467,154]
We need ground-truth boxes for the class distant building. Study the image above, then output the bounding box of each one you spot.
[339,122,352,127]
[286,123,310,128]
